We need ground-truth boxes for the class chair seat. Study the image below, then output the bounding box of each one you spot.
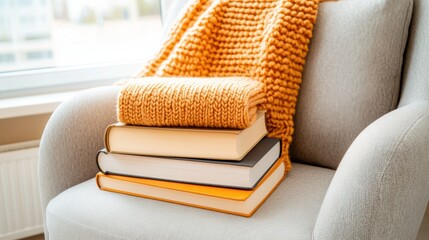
[46,163,334,240]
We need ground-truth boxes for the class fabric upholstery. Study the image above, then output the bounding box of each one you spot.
[399,0,429,107]
[290,0,413,169]
[313,100,429,240]
[46,164,334,240]
[39,86,120,238]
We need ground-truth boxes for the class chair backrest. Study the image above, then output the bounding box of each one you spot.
[159,0,415,170]
[399,0,429,107]
[290,0,413,169]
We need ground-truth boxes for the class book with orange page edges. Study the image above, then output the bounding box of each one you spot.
[96,160,285,217]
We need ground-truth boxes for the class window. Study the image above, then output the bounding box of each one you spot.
[0,0,163,98]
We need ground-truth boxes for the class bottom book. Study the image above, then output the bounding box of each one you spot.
[96,160,285,217]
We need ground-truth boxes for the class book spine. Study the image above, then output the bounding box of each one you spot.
[95,150,106,174]
[95,172,103,189]
[104,125,113,152]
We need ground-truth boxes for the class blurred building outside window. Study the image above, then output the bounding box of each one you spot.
[0,0,162,73]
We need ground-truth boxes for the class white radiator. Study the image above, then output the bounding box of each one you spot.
[0,146,43,240]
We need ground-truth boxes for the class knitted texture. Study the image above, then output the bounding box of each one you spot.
[118,77,265,129]
[119,0,320,171]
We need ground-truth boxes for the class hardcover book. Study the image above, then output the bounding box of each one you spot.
[104,111,267,160]
[96,160,285,217]
[97,137,281,189]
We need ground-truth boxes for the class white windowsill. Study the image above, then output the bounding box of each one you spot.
[0,91,78,119]
[0,61,144,120]
[0,61,142,98]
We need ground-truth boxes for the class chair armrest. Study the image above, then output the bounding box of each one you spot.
[313,100,429,240]
[38,86,119,214]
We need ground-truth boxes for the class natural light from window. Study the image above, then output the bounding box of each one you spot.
[0,0,162,73]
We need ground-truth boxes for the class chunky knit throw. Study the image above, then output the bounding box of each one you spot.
[119,0,321,172]
[119,77,265,129]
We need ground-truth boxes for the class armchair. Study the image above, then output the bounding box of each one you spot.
[39,0,429,239]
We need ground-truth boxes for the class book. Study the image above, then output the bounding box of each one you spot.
[97,137,281,189]
[104,111,267,160]
[96,160,285,217]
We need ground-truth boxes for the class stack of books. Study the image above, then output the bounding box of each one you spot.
[96,111,285,217]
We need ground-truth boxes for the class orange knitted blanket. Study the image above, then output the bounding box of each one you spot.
[118,0,321,172]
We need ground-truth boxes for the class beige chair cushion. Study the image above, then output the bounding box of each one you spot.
[291,0,413,169]
[46,164,334,240]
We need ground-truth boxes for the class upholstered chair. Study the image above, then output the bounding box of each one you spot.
[39,0,429,239]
